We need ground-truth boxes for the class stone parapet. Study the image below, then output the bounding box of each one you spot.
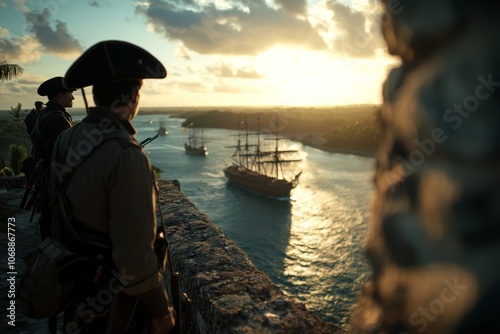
[351,2,500,333]
[157,179,343,334]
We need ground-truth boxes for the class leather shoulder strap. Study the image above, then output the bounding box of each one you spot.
[50,124,140,256]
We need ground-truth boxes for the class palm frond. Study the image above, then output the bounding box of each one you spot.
[0,60,25,81]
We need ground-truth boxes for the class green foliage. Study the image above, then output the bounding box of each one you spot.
[178,105,382,154]
[7,144,27,175]
[323,107,381,153]
[9,103,27,121]
[0,117,30,167]
[0,144,27,176]
[0,60,24,81]
[0,157,12,176]
[152,165,162,179]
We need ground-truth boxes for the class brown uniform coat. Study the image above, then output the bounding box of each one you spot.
[56,107,161,296]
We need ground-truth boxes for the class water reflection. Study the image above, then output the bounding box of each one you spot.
[284,149,373,326]
[220,185,293,286]
[132,115,374,327]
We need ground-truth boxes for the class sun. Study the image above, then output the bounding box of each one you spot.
[255,47,391,106]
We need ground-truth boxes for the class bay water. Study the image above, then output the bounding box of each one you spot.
[132,114,374,328]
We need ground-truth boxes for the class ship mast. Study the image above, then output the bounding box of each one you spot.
[259,115,302,180]
[228,115,301,181]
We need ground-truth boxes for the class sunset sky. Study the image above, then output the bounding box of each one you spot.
[0,0,398,109]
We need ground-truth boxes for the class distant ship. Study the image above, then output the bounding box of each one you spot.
[158,117,168,136]
[184,123,207,156]
[224,117,302,198]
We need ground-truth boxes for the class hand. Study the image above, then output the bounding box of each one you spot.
[151,311,176,334]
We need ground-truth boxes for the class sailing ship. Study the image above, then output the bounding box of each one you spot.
[224,118,302,198]
[184,124,207,156]
[158,117,168,136]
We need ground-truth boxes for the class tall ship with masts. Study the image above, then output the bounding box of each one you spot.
[184,123,208,156]
[224,117,302,198]
[158,117,168,136]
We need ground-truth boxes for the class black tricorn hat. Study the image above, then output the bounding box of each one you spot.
[37,76,75,96]
[64,40,167,88]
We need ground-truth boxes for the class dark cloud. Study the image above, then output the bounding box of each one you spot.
[136,0,326,55]
[25,9,83,55]
[1,82,34,96]
[0,35,40,63]
[274,0,307,16]
[88,1,101,7]
[327,0,383,57]
[0,37,22,59]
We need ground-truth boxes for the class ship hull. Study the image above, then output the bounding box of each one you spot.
[185,143,207,156]
[223,165,296,198]
[158,126,168,136]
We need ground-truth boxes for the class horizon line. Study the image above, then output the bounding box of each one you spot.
[0,103,380,114]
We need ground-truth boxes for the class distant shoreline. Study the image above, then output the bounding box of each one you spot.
[286,132,377,158]
[0,104,381,115]
[0,106,380,159]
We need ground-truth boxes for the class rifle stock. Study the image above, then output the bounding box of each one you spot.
[19,168,36,210]
[105,292,141,334]
[168,263,191,334]
[19,186,31,210]
[110,180,191,333]
[106,167,191,333]
[159,216,191,334]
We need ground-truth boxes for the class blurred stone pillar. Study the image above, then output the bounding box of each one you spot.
[351,1,500,333]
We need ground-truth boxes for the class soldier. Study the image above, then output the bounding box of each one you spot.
[50,41,174,333]
[24,100,45,139]
[31,77,75,239]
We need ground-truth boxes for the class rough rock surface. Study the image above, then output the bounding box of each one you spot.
[350,1,500,334]
[1,179,342,333]
[1,186,43,333]
[158,179,343,334]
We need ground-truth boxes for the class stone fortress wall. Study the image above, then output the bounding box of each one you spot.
[350,1,500,333]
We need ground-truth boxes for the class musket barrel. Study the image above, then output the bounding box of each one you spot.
[140,134,159,147]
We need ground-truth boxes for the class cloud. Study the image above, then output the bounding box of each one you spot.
[213,82,246,94]
[207,62,263,79]
[213,81,271,94]
[135,0,327,55]
[0,33,41,63]
[234,67,263,79]
[274,0,307,16]
[24,9,83,57]
[207,62,234,78]
[326,0,383,57]
[175,45,191,60]
[0,72,48,106]
[88,1,101,7]
[173,80,210,93]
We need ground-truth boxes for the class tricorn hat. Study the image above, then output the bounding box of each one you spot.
[64,40,167,88]
[37,77,75,96]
